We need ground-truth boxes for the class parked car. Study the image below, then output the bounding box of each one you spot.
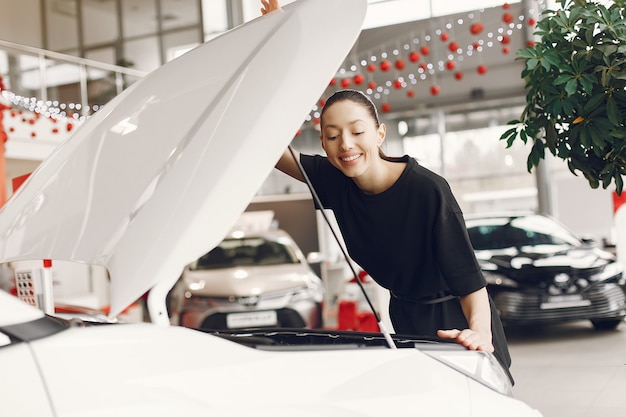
[0,1,542,416]
[465,213,626,330]
[168,228,324,330]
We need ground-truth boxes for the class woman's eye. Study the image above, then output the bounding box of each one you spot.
[327,135,338,140]
[354,132,364,135]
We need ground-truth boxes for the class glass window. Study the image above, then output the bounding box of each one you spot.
[82,0,118,47]
[201,0,227,40]
[122,0,157,38]
[161,0,201,31]
[123,37,160,73]
[44,0,79,52]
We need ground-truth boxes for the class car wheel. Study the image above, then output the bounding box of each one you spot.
[591,318,623,331]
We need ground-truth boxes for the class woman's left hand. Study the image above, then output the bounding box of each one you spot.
[437,328,494,352]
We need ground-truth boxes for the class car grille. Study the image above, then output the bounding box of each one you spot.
[199,308,307,330]
[493,284,626,324]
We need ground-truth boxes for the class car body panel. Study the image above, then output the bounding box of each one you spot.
[0,292,540,417]
[0,0,366,319]
[184,266,313,296]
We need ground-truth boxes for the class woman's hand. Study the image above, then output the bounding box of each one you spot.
[437,328,494,352]
[261,0,281,15]
[437,287,494,351]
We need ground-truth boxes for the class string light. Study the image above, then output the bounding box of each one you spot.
[302,1,536,126]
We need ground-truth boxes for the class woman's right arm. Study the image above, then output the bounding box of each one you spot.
[276,148,306,182]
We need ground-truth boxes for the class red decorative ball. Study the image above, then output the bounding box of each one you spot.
[393,79,403,89]
[420,46,430,56]
[329,78,336,86]
[501,35,511,44]
[340,78,351,88]
[454,71,464,80]
[67,123,74,132]
[31,131,36,137]
[473,42,481,50]
[9,127,14,132]
[470,22,484,35]
[446,60,456,70]
[395,59,405,70]
[440,33,449,42]
[367,63,376,72]
[295,129,302,136]
[319,98,326,107]
[353,74,365,85]
[381,103,391,113]
[503,2,510,9]
[407,90,415,98]
[430,85,440,96]
[28,119,35,125]
[502,46,510,54]
[52,128,59,133]
[419,63,427,71]
[313,118,320,125]
[380,60,391,71]
[367,81,377,89]
[448,41,459,52]
[477,64,488,75]
[408,51,420,62]
[526,40,536,47]
[528,18,536,26]
[503,12,514,23]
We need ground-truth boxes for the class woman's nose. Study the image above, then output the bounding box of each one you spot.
[339,135,353,151]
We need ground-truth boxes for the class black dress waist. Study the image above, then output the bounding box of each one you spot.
[390,290,456,304]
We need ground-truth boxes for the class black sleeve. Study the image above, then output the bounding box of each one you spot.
[299,154,344,210]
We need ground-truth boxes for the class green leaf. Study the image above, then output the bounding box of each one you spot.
[616,173,624,195]
[500,127,517,140]
[554,74,573,85]
[527,58,539,70]
[565,79,578,95]
[583,91,606,113]
[607,97,622,125]
[520,129,529,144]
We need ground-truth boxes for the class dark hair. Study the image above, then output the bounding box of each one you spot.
[320,89,380,128]
[320,89,399,161]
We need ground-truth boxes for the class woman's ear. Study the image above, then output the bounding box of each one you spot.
[377,123,387,146]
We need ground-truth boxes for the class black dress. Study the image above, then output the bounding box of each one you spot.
[300,154,512,378]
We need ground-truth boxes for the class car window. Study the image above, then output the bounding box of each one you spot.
[191,237,300,270]
[467,215,581,250]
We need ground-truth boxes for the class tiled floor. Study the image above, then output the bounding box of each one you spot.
[506,319,626,417]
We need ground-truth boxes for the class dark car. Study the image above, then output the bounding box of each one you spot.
[465,213,626,330]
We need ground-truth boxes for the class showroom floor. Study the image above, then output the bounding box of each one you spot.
[506,319,626,417]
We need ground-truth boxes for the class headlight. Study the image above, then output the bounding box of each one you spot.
[422,347,513,396]
[589,261,623,282]
[482,271,519,288]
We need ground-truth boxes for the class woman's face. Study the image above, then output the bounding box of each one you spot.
[320,100,386,178]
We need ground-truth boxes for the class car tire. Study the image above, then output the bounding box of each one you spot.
[591,318,623,331]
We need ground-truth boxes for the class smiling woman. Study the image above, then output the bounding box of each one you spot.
[274,86,513,379]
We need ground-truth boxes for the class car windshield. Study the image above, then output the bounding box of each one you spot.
[190,237,300,270]
[466,215,582,250]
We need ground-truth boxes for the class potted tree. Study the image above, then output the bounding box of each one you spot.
[502,0,626,194]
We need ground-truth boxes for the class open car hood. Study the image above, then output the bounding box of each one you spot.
[0,0,367,319]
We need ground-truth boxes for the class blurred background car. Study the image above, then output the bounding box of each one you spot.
[465,213,626,330]
[168,228,324,330]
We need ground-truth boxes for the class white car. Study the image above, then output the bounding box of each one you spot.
[0,0,542,416]
[169,228,324,330]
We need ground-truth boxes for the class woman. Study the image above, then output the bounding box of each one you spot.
[262,2,511,377]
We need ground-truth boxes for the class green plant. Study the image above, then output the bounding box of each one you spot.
[501,0,626,194]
